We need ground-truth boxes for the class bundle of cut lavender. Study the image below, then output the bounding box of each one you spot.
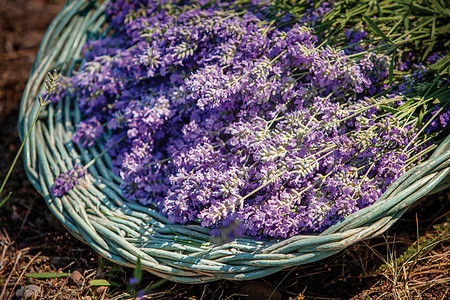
[19,0,449,282]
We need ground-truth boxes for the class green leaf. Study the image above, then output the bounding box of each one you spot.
[422,41,436,61]
[376,0,382,17]
[89,279,120,287]
[380,105,399,114]
[363,15,391,43]
[0,192,12,208]
[429,54,450,74]
[133,257,142,285]
[25,272,70,279]
[410,3,437,15]
[431,17,436,38]
[404,14,410,31]
[432,90,450,104]
[399,99,415,109]
[431,88,450,100]
[417,107,426,125]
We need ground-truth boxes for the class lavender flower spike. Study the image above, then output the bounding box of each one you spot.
[50,164,87,197]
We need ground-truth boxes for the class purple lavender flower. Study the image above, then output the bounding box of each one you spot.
[139,46,162,77]
[136,290,145,300]
[423,105,450,133]
[72,116,104,147]
[50,0,444,239]
[50,164,87,197]
[439,110,450,128]
[129,277,139,286]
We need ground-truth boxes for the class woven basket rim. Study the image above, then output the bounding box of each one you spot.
[18,0,450,283]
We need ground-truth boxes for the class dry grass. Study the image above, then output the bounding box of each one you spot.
[355,216,450,300]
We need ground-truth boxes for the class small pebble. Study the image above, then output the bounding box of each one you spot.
[94,286,107,296]
[70,269,84,286]
[15,284,41,299]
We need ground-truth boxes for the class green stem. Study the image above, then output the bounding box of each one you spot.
[405,105,445,151]
[404,143,438,169]
[353,162,375,198]
[240,170,287,202]
[318,96,401,131]
[0,103,46,197]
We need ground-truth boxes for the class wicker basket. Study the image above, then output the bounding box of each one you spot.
[19,0,450,283]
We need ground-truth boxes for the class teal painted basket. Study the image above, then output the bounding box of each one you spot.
[19,0,450,283]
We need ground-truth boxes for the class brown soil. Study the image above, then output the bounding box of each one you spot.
[0,1,449,299]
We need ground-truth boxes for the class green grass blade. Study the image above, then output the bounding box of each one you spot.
[422,41,436,61]
[363,15,391,43]
[411,3,437,15]
[380,105,399,114]
[25,272,70,279]
[133,257,143,285]
[0,192,12,208]
[376,0,382,17]
[429,54,450,75]
[90,279,120,287]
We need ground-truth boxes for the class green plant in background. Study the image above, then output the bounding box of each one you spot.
[127,257,142,298]
[0,70,61,208]
[361,214,449,299]
[279,0,450,51]
[269,0,450,116]
[376,215,450,274]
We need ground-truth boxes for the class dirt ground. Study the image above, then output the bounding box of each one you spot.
[0,0,449,299]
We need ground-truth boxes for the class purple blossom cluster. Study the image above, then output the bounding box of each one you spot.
[72,116,104,147]
[423,105,450,134]
[48,0,445,238]
[301,1,334,24]
[50,164,87,197]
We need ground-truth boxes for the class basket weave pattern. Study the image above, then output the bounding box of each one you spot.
[19,0,450,283]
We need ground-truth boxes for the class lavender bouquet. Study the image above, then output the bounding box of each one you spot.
[19,0,449,282]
